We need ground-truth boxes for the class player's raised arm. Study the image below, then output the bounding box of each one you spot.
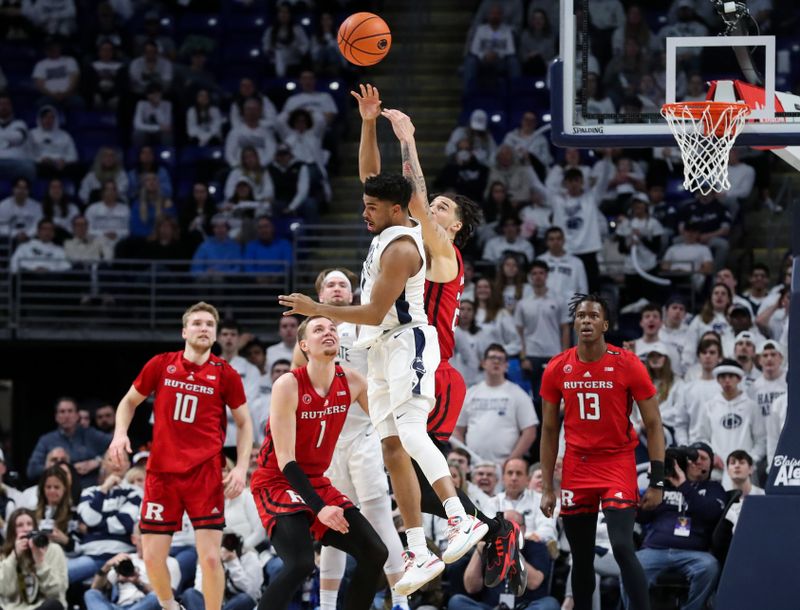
[638,395,666,510]
[109,385,148,468]
[280,238,421,326]
[538,398,561,518]
[351,83,382,183]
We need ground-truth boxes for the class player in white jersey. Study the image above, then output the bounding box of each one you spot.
[280,170,487,595]
[291,268,409,610]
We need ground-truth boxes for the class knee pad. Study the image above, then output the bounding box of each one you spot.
[319,545,347,581]
[395,411,450,484]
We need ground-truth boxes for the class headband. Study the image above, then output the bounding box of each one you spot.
[713,364,743,379]
[323,270,352,291]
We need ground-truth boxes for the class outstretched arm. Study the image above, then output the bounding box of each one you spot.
[351,84,382,183]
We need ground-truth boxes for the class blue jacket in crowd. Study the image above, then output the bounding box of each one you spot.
[191,237,242,275]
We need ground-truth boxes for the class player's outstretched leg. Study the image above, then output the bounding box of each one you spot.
[259,514,317,610]
[605,508,651,610]
[322,508,389,610]
[562,513,600,610]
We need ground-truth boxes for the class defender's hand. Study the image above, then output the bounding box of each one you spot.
[279,293,321,317]
[318,506,349,533]
[380,108,416,142]
[350,84,382,121]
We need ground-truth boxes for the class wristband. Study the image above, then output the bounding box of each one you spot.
[648,460,665,488]
[281,461,326,513]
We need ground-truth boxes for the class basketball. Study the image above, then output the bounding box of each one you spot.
[337,12,392,67]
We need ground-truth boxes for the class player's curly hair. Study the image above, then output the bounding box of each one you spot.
[568,292,612,324]
[432,191,484,249]
[364,173,412,209]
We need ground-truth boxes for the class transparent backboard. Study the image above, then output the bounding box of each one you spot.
[552,0,800,148]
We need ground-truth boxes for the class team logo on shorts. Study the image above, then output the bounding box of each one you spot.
[167,365,177,373]
[564,364,573,374]
[302,394,312,404]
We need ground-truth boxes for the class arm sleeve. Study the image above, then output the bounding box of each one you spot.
[132,354,166,396]
[539,358,563,404]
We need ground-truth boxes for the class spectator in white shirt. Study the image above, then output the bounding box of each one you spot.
[464,3,521,92]
[0,177,43,243]
[661,222,713,294]
[453,344,539,465]
[29,105,78,179]
[682,283,734,370]
[276,107,328,173]
[133,83,173,147]
[752,340,786,432]
[64,215,113,263]
[79,147,129,205]
[84,180,130,249]
[128,40,173,96]
[41,178,79,238]
[10,218,71,273]
[225,98,277,168]
[224,147,275,204]
[266,315,299,370]
[681,338,723,444]
[719,149,755,220]
[445,109,497,167]
[658,1,709,70]
[537,226,588,302]
[280,70,337,127]
[186,88,224,147]
[722,306,765,358]
[229,78,277,131]
[261,2,310,78]
[491,458,556,543]
[659,295,691,368]
[0,94,36,183]
[482,214,535,264]
[502,111,552,168]
[32,38,82,109]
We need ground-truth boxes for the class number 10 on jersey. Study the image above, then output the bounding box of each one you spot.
[577,392,600,420]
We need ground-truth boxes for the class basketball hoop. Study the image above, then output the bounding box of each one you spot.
[661,101,751,195]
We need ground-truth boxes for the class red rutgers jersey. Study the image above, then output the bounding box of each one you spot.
[424,243,464,361]
[133,351,247,473]
[540,345,656,456]
[257,365,352,482]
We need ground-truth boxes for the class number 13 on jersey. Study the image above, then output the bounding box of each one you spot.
[577,392,600,420]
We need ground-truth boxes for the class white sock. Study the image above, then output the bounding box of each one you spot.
[391,590,410,609]
[319,589,338,610]
[405,526,428,557]
[443,496,467,521]
[159,599,179,610]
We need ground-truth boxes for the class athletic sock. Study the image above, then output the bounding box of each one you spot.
[443,496,468,521]
[405,526,428,558]
[159,599,179,610]
[319,589,337,610]
[390,590,410,610]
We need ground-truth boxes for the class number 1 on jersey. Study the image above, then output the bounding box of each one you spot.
[316,420,327,448]
[577,392,600,420]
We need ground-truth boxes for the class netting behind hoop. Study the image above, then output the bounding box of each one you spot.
[661,102,751,195]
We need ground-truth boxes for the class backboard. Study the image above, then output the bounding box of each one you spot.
[551,0,800,148]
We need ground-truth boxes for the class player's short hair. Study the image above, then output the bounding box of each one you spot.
[697,337,721,356]
[569,293,612,324]
[529,260,549,274]
[363,173,413,209]
[483,343,507,360]
[727,449,753,466]
[545,226,564,239]
[431,191,483,249]
[564,168,584,182]
[297,315,335,344]
[218,319,240,334]
[640,302,662,318]
[314,267,358,294]
[182,302,220,327]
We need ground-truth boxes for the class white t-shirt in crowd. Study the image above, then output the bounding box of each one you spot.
[32,56,79,93]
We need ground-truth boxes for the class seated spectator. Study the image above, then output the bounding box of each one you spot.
[128,40,173,97]
[173,48,220,107]
[41,179,79,240]
[243,215,292,278]
[483,215,534,265]
[32,38,82,110]
[267,144,317,221]
[679,192,731,271]
[627,442,724,610]
[70,450,141,584]
[133,11,177,60]
[453,344,539,465]
[0,177,43,244]
[657,1,709,72]
[127,146,173,201]
[30,106,78,180]
[445,109,497,167]
[79,147,129,205]
[34,465,80,555]
[470,0,524,32]
[0,508,68,610]
[502,111,552,170]
[229,78,277,130]
[464,4,521,92]
[186,88,224,146]
[178,182,216,252]
[85,181,131,250]
[27,398,111,490]
[225,98,277,168]
[491,458,556,544]
[85,39,126,111]
[261,1,310,77]
[280,70,338,128]
[697,359,765,486]
[519,9,556,77]
[434,139,489,204]
[471,461,499,497]
[310,12,347,76]
[130,172,174,239]
[493,254,533,312]
[10,218,71,274]
[65,215,113,263]
[224,147,275,205]
[276,108,330,197]
[601,157,646,214]
[133,83,173,147]
[536,226,589,302]
[661,222,713,294]
[190,216,242,278]
[20,0,76,36]
[741,264,771,314]
[142,216,187,262]
[447,510,560,610]
[682,283,734,370]
[0,94,36,183]
[266,315,299,371]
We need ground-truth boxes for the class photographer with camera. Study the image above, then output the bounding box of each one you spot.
[625,442,726,610]
[181,533,262,610]
[34,466,80,554]
[0,507,68,610]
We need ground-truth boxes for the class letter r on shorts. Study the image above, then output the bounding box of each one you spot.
[561,489,575,507]
[144,502,165,521]
[286,490,306,504]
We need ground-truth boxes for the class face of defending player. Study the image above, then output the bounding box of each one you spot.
[574,301,608,344]
[299,318,340,360]
[183,312,217,353]
[362,195,399,234]
[429,195,462,240]
[318,276,352,306]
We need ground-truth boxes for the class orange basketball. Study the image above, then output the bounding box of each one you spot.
[337,12,391,67]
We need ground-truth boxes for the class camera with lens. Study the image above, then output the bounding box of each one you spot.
[221,533,243,556]
[25,531,50,548]
[665,446,699,478]
[115,559,136,578]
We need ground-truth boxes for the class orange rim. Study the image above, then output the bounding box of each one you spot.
[662,101,750,137]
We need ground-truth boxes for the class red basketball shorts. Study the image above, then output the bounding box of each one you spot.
[140,454,225,534]
[427,361,467,442]
[559,450,639,516]
[251,471,354,540]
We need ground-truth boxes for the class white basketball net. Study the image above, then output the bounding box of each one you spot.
[661,102,751,195]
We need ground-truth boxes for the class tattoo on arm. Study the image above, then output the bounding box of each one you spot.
[401,142,429,206]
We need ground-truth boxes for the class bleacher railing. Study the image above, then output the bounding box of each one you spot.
[291,224,372,294]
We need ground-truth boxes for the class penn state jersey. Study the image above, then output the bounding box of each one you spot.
[359,220,428,343]
[336,321,371,442]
